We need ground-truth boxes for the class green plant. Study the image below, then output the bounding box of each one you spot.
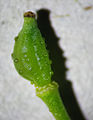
[12,11,70,120]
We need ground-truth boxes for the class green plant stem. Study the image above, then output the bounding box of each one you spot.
[12,11,70,120]
[36,81,70,120]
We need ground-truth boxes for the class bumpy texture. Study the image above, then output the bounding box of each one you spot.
[36,81,70,120]
[12,13,53,87]
[12,11,70,120]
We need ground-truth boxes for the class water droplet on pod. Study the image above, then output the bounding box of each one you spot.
[14,58,19,63]
[42,73,45,77]
[50,71,53,76]
[24,54,27,57]
[22,46,27,53]
[35,53,38,57]
[29,67,32,71]
[40,66,42,70]
[19,70,23,74]
[26,58,29,61]
[55,113,57,116]
[37,57,40,61]
[37,77,39,80]
[34,45,37,51]
[40,40,43,45]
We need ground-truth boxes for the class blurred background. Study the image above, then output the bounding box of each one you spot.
[0,0,93,120]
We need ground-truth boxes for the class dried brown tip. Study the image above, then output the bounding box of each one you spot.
[84,6,93,10]
[24,11,35,18]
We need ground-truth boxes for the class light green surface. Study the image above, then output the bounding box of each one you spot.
[12,17,52,87]
[0,0,93,120]
[12,13,70,120]
[36,82,70,120]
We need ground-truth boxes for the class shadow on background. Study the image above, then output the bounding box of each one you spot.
[37,9,86,120]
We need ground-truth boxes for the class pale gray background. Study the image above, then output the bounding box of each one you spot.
[0,0,93,120]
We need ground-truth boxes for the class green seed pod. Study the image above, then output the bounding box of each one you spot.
[12,11,70,120]
[12,11,53,87]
